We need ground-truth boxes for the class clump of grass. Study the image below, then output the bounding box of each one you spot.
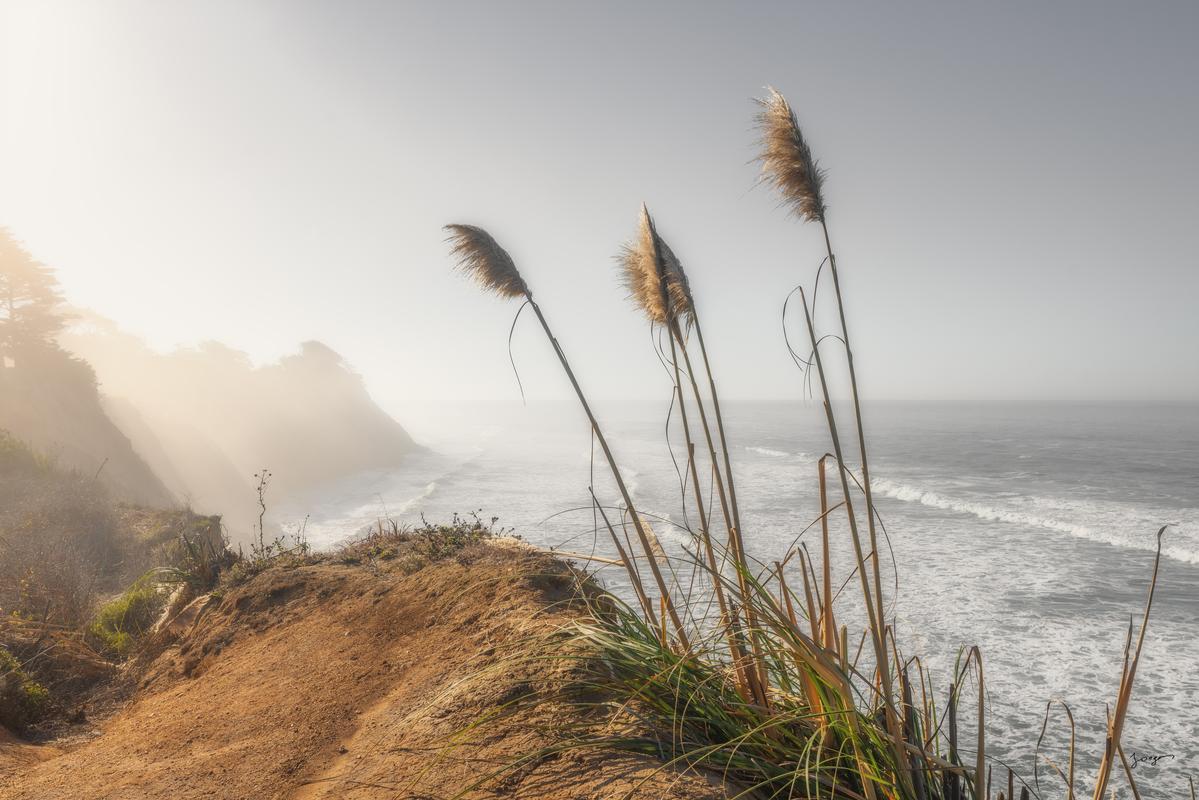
[447,87,1172,799]
[83,516,236,658]
[86,573,167,657]
[561,597,913,798]
[337,511,507,572]
[0,645,50,732]
[158,517,234,591]
[0,430,55,475]
[223,535,314,585]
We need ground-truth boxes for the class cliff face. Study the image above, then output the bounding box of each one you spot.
[218,340,418,494]
[60,316,417,539]
[0,351,174,508]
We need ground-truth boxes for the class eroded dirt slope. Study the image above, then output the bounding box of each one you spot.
[0,543,730,799]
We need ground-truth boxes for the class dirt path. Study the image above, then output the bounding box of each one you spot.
[0,543,730,799]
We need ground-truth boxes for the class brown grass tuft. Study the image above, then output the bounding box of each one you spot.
[444,224,529,299]
[755,87,826,223]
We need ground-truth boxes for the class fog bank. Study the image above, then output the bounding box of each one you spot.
[61,311,418,540]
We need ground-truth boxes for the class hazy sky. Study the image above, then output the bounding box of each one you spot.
[2,1,1197,427]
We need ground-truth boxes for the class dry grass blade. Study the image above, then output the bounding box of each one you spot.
[639,514,669,566]
[1091,525,1166,800]
[818,454,836,649]
[444,224,529,299]
[1035,698,1077,799]
[1117,742,1143,800]
[970,645,986,800]
[755,86,826,223]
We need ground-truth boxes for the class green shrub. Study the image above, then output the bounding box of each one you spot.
[0,646,50,732]
[87,573,166,657]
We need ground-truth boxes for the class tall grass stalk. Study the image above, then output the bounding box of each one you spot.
[818,454,838,649]
[444,224,688,647]
[798,287,906,767]
[760,86,910,787]
[619,206,761,701]
[646,211,775,698]
[1090,526,1166,800]
[666,288,790,709]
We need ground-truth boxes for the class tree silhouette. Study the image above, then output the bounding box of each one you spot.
[0,228,66,367]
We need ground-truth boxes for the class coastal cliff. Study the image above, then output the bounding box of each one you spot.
[0,535,729,799]
[60,315,419,537]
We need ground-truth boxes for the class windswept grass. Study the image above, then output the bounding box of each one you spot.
[446,87,1172,799]
[444,223,688,646]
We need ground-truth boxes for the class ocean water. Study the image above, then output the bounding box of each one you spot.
[288,401,1199,796]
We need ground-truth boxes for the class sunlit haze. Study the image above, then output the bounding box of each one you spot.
[3,4,1199,796]
[3,1,1198,435]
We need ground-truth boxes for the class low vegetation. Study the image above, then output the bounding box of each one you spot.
[0,428,520,744]
[0,431,120,629]
[337,511,508,571]
[0,646,50,733]
[86,574,167,658]
[0,432,231,731]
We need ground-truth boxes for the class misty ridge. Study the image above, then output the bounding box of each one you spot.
[62,315,418,538]
[0,229,417,540]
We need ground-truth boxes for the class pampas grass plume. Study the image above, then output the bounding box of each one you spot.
[444,224,529,299]
[618,205,695,327]
[657,235,694,328]
[755,87,826,223]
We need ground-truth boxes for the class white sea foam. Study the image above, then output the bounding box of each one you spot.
[746,446,790,458]
[617,465,641,498]
[396,481,438,514]
[872,477,1199,564]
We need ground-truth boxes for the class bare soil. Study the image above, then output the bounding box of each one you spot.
[0,541,731,799]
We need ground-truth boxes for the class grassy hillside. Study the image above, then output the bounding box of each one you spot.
[0,431,223,732]
[0,350,173,508]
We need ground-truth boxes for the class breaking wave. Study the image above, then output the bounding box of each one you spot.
[872,478,1199,564]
